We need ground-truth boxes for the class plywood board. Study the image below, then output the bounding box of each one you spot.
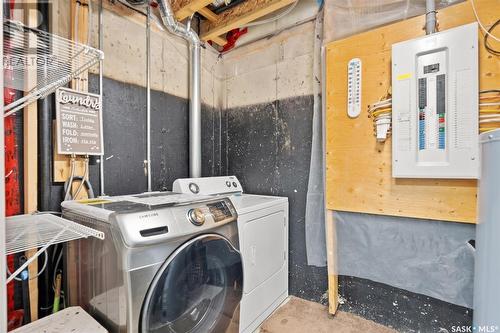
[325,0,499,224]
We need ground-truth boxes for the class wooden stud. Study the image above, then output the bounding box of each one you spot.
[55,1,91,187]
[325,210,338,315]
[201,0,296,42]
[70,0,89,91]
[175,0,214,21]
[24,1,39,321]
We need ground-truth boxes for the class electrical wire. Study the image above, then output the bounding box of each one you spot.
[470,0,499,42]
[243,0,299,27]
[484,19,500,56]
[6,251,49,282]
[479,90,499,133]
[368,95,392,141]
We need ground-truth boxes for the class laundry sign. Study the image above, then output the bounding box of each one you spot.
[56,87,103,155]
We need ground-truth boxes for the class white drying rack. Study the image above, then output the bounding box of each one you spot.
[5,213,104,284]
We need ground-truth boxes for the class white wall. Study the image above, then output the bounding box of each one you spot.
[222,21,316,109]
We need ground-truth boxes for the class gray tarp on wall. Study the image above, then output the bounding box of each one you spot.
[335,211,475,308]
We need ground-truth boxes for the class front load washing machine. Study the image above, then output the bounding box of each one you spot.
[62,192,243,333]
[173,176,289,333]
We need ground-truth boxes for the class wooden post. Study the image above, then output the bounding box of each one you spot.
[24,1,39,321]
[325,210,338,315]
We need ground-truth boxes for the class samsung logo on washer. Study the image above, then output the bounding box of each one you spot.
[138,212,159,219]
[59,89,101,110]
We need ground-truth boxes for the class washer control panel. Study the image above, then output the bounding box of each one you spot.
[63,194,238,247]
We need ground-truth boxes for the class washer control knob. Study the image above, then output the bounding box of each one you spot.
[232,182,238,188]
[188,182,200,194]
[188,208,205,226]
[225,181,231,187]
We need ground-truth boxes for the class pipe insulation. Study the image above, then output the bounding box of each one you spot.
[156,0,202,178]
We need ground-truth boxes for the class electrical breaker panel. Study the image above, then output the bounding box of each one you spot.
[392,23,479,179]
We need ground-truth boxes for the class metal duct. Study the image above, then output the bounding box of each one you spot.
[156,0,202,178]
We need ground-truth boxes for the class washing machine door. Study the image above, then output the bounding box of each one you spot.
[141,234,243,333]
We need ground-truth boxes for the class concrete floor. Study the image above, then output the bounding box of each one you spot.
[259,297,397,333]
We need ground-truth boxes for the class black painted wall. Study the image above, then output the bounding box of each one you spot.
[88,74,328,303]
[88,77,328,301]
[88,74,223,194]
[222,96,328,303]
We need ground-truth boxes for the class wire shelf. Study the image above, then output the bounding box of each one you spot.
[6,213,105,256]
[3,19,104,117]
[5,213,104,284]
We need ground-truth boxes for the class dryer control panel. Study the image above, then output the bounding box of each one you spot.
[173,176,243,195]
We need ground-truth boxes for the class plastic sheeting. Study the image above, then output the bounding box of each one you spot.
[305,10,327,267]
[305,0,461,266]
[335,211,475,308]
[323,0,462,43]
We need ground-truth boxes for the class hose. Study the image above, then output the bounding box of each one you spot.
[73,156,89,199]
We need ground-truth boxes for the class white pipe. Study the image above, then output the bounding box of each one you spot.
[146,4,152,191]
[425,0,436,34]
[156,0,202,177]
[99,0,105,195]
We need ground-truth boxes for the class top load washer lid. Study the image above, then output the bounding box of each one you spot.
[229,194,287,215]
[61,192,214,221]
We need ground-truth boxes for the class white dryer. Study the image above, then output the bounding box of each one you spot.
[173,176,289,333]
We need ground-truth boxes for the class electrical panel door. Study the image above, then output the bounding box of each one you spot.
[392,23,479,179]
